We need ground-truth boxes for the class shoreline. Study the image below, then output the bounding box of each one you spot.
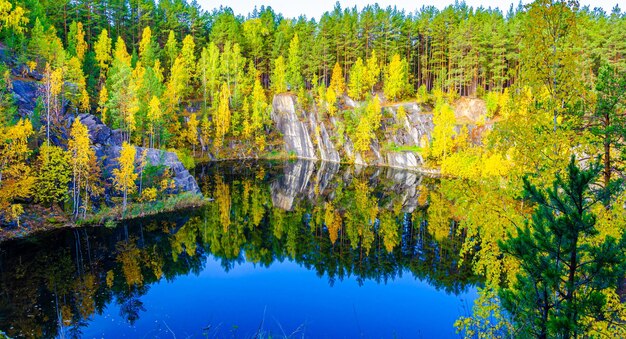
[0,193,208,243]
[0,157,439,243]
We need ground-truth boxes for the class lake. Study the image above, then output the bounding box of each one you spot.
[0,160,479,338]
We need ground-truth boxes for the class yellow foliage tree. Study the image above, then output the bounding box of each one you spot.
[214,82,231,149]
[329,62,345,95]
[112,142,137,212]
[348,57,368,100]
[431,100,457,160]
[383,54,410,101]
[325,86,337,116]
[0,0,28,33]
[0,119,35,222]
[147,96,161,148]
[365,50,380,92]
[68,119,99,218]
[271,55,286,93]
[94,29,112,75]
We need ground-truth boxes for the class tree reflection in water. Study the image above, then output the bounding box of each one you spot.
[0,160,479,338]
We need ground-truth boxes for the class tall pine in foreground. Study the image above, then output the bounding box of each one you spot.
[499,157,626,338]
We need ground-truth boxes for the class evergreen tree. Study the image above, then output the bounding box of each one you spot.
[500,157,626,338]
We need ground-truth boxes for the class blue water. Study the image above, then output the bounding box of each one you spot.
[84,257,476,338]
[0,162,479,338]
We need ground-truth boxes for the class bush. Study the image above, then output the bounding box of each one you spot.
[169,148,195,170]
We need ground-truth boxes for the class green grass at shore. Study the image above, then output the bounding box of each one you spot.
[79,192,208,226]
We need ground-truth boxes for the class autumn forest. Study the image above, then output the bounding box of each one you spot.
[1,0,626,337]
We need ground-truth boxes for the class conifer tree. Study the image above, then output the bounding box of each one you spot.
[500,158,626,338]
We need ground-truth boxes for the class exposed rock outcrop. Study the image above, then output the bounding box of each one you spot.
[11,80,39,117]
[271,94,317,159]
[75,114,200,194]
[270,93,488,173]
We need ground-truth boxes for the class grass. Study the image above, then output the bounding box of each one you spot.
[384,143,422,153]
[79,192,208,225]
[263,149,289,160]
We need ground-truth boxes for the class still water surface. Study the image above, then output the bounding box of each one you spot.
[0,160,478,338]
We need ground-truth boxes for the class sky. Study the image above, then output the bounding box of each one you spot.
[196,0,621,19]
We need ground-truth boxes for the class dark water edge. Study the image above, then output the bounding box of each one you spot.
[0,160,480,338]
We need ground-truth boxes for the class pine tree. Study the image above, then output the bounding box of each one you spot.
[500,157,626,338]
[164,30,178,69]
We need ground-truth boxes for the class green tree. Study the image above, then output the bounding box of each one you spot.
[589,64,626,190]
[271,55,286,93]
[500,157,626,339]
[35,145,71,206]
[164,30,178,69]
[348,57,368,100]
[286,33,303,89]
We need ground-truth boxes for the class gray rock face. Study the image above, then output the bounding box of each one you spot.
[270,94,440,172]
[386,152,419,169]
[11,80,39,117]
[75,114,200,194]
[308,111,340,162]
[271,94,317,159]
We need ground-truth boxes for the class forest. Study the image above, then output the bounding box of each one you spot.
[1,0,626,337]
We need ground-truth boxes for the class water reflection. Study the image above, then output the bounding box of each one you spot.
[0,160,478,338]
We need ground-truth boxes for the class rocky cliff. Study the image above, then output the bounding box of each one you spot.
[271,94,488,172]
[271,94,442,172]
